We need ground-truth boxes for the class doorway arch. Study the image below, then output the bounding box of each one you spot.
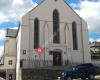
[53,49,62,66]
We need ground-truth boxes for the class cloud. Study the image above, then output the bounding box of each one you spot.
[89,38,95,42]
[11,26,18,29]
[0,29,6,40]
[71,0,100,34]
[0,0,38,24]
[89,37,100,42]
[96,38,100,42]
[90,38,100,42]
[0,0,38,56]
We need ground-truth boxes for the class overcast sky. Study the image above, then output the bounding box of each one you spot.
[0,0,100,56]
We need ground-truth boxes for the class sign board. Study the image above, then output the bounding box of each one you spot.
[49,51,53,55]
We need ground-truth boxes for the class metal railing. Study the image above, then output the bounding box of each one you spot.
[20,60,53,69]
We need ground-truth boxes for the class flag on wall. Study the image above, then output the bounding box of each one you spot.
[35,47,44,56]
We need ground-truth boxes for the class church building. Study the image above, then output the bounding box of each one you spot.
[16,0,91,79]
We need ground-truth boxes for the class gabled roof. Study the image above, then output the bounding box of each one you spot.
[28,0,81,18]
[16,0,83,37]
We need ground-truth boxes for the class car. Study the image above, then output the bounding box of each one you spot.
[57,63,99,80]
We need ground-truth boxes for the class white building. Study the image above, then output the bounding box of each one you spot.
[16,0,91,80]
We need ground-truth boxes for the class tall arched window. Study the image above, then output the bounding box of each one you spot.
[34,18,39,49]
[53,9,60,43]
[72,22,78,50]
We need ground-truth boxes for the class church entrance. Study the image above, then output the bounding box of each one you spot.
[53,51,62,66]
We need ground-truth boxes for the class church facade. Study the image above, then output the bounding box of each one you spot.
[16,0,91,79]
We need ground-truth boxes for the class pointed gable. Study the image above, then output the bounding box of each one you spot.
[22,0,81,23]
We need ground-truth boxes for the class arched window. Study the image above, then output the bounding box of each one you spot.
[34,18,39,49]
[72,22,78,50]
[53,9,60,43]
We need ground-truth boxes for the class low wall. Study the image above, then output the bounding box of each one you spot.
[22,69,62,80]
[6,69,16,80]
[92,60,100,66]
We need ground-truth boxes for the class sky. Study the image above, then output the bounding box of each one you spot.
[0,0,100,56]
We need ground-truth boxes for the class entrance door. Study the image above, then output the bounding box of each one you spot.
[53,51,62,66]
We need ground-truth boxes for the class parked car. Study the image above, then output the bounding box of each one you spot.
[57,63,99,80]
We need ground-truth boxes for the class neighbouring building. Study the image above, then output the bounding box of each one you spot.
[90,42,100,64]
[16,0,91,80]
[0,29,17,80]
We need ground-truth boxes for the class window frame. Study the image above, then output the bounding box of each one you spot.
[53,9,60,43]
[34,18,39,49]
[72,21,78,50]
[8,60,12,65]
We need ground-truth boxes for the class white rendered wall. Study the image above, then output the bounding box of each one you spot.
[18,0,90,67]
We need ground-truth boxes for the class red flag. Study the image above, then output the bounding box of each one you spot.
[35,47,44,56]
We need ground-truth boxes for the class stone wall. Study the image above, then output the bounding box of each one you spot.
[6,69,16,80]
[22,69,62,80]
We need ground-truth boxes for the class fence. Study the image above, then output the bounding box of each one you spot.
[20,59,72,69]
[20,60,53,69]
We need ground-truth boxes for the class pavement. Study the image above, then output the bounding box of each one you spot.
[0,75,100,80]
[0,77,5,80]
[71,76,100,80]
[95,75,100,80]
[56,75,100,80]
[72,75,100,80]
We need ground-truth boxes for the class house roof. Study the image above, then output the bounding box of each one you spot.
[90,42,100,47]
[6,29,18,38]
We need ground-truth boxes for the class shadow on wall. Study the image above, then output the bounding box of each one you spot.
[0,70,6,80]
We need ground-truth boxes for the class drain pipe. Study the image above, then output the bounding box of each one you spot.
[80,17,85,63]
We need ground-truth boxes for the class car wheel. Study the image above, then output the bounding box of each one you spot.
[67,77,72,80]
[88,74,94,80]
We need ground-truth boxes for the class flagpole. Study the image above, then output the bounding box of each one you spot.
[44,23,45,66]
